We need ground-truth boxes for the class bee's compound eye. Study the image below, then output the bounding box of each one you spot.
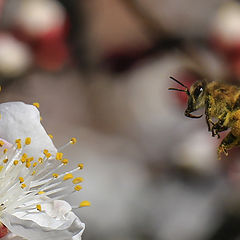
[194,86,203,98]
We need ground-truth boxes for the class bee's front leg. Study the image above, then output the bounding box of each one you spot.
[218,132,239,159]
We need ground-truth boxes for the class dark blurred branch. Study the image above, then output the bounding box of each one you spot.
[121,0,167,41]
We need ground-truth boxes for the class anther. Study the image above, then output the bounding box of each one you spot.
[36,204,42,211]
[33,103,40,109]
[25,137,31,145]
[63,173,74,181]
[79,201,91,208]
[70,138,77,144]
[74,185,82,191]
[72,177,84,184]
[56,152,63,160]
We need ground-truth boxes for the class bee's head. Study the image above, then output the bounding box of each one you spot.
[168,77,206,118]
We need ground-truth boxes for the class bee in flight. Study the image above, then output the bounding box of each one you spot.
[169,76,240,159]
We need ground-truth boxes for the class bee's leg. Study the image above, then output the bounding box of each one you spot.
[217,132,239,159]
[205,97,212,132]
[205,114,211,132]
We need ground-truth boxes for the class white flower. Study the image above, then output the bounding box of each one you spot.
[0,102,89,240]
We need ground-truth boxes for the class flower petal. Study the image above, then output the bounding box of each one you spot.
[1,200,85,240]
[0,102,57,157]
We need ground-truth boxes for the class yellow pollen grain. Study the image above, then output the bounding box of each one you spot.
[21,157,26,163]
[0,166,3,172]
[56,152,63,160]
[36,204,42,211]
[13,160,18,165]
[70,138,77,144]
[25,137,31,145]
[38,157,43,163]
[3,159,8,164]
[52,173,59,178]
[33,162,37,167]
[40,116,43,121]
[21,183,26,189]
[48,134,53,139]
[3,149,8,154]
[0,140,4,147]
[38,191,45,195]
[22,153,28,158]
[78,163,84,169]
[62,159,68,165]
[74,185,82,191]
[17,142,21,149]
[33,102,40,108]
[72,177,84,184]
[32,170,36,175]
[19,177,24,183]
[63,173,74,181]
[26,162,31,168]
[79,201,91,208]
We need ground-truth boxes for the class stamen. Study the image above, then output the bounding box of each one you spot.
[36,204,42,211]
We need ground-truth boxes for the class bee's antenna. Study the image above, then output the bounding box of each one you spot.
[169,76,190,95]
[168,88,187,92]
[169,76,188,88]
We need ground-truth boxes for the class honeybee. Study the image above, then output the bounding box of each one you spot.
[169,76,240,159]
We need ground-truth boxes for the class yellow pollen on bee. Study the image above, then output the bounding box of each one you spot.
[63,173,74,181]
[36,204,42,211]
[25,137,31,145]
[0,140,4,147]
[56,152,63,160]
[3,159,8,164]
[3,149,7,154]
[70,138,77,144]
[21,184,26,189]
[33,102,40,108]
[48,134,53,139]
[79,201,91,208]
[38,191,45,195]
[19,177,24,183]
[72,177,84,184]
[78,163,84,169]
[32,170,36,175]
[33,162,37,167]
[22,153,28,158]
[26,162,31,168]
[13,160,19,165]
[17,142,21,149]
[74,185,82,191]
[62,159,68,165]
[52,173,59,178]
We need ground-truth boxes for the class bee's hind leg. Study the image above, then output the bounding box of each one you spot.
[217,132,240,159]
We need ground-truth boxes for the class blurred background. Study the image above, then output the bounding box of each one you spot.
[2,0,240,239]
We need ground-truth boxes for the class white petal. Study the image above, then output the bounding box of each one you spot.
[1,232,24,240]
[0,102,57,157]
[1,200,85,240]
